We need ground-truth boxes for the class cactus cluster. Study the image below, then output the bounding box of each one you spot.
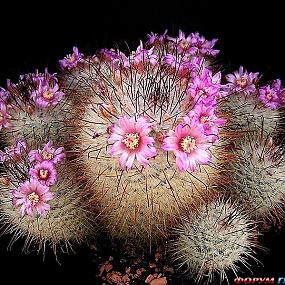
[1,29,285,283]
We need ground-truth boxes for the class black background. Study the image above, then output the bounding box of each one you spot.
[1,0,285,283]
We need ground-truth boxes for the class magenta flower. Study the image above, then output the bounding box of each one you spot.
[29,161,57,186]
[0,87,10,102]
[146,30,168,46]
[226,66,259,95]
[0,139,28,162]
[12,178,55,217]
[274,79,285,105]
[164,54,202,77]
[0,101,12,131]
[20,69,58,88]
[29,141,65,164]
[112,50,130,69]
[188,104,226,142]
[30,80,65,108]
[168,31,219,56]
[168,30,198,55]
[162,117,212,172]
[100,48,119,61]
[190,32,219,56]
[258,84,280,110]
[131,43,158,67]
[59,47,83,70]
[108,116,157,170]
[187,69,221,106]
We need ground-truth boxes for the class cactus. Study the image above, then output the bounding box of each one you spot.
[228,132,285,223]
[221,69,285,137]
[0,69,73,147]
[1,28,285,284]
[0,140,95,254]
[62,31,226,243]
[168,198,260,284]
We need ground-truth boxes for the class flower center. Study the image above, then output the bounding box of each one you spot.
[179,39,189,49]
[42,91,55,100]
[122,133,140,150]
[41,150,54,160]
[266,92,273,100]
[68,55,76,63]
[236,77,248,88]
[0,111,3,121]
[27,191,40,205]
[200,116,209,124]
[181,136,197,153]
[39,169,50,180]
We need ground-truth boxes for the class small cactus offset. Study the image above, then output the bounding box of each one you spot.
[168,198,260,284]
[0,28,285,284]
[228,132,285,223]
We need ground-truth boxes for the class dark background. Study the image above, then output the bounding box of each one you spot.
[1,0,285,283]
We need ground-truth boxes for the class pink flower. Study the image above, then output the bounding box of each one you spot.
[19,69,58,89]
[100,48,119,61]
[131,43,158,67]
[164,54,202,77]
[108,116,157,170]
[146,30,168,46]
[29,161,57,186]
[29,140,65,164]
[168,31,219,56]
[0,87,10,102]
[112,51,130,69]
[162,117,212,172]
[12,178,55,217]
[188,104,226,142]
[59,47,83,70]
[187,69,221,106]
[190,32,219,56]
[226,66,259,95]
[0,101,12,131]
[259,84,280,110]
[274,79,285,105]
[30,80,65,108]
[0,139,28,162]
[168,30,198,55]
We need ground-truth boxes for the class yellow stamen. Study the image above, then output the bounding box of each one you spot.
[42,91,55,100]
[122,133,140,150]
[27,192,40,205]
[181,136,197,153]
[42,150,54,160]
[200,116,209,124]
[0,111,3,122]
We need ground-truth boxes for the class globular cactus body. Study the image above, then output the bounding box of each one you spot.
[64,32,226,242]
[169,198,259,283]
[0,140,95,254]
[229,133,285,223]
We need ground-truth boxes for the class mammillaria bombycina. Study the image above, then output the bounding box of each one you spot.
[0,29,285,284]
